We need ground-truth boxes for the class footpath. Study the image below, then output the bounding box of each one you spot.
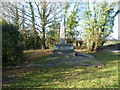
[102,49,120,53]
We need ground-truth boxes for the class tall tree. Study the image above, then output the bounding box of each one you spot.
[29,1,38,49]
[41,1,47,49]
[15,4,19,28]
[1,2,20,28]
[66,4,79,43]
[34,0,60,49]
[21,5,25,30]
[29,2,36,35]
[82,1,120,52]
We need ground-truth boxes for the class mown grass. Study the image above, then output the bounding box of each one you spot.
[3,50,119,88]
[103,40,120,46]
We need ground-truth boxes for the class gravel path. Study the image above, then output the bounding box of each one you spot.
[102,49,120,53]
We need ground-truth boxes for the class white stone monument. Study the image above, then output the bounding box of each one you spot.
[54,21,75,56]
[60,22,65,44]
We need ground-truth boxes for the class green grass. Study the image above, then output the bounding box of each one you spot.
[3,50,119,88]
[103,40,120,46]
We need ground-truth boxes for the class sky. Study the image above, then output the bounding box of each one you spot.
[109,1,119,39]
[110,14,119,39]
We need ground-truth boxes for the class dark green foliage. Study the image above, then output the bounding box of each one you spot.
[46,30,59,49]
[66,11,79,44]
[2,20,24,66]
[19,30,42,50]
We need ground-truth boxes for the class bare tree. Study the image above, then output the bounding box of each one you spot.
[34,0,61,49]
[1,2,20,28]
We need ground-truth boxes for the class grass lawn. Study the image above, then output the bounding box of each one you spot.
[104,40,120,46]
[2,49,119,88]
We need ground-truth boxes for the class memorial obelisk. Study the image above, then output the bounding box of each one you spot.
[60,21,65,44]
[54,21,75,56]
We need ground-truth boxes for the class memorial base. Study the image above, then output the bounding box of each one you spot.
[54,44,75,56]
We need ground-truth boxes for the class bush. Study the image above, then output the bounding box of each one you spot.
[19,30,42,50]
[2,20,24,66]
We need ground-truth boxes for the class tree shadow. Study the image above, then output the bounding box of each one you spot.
[2,50,119,88]
[87,50,119,64]
[102,43,120,50]
[3,64,118,88]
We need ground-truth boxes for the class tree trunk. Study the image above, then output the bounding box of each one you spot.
[91,42,95,52]
[29,2,37,49]
[15,6,19,28]
[42,27,47,49]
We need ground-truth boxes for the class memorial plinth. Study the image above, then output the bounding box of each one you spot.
[54,22,75,56]
[54,44,74,50]
[54,44,75,56]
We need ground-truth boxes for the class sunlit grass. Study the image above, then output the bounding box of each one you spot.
[103,40,120,46]
[3,50,119,88]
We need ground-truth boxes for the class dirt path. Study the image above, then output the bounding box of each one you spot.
[102,49,120,53]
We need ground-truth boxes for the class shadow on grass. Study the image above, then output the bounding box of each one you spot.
[2,50,119,88]
[102,43,120,50]
[2,50,53,87]
[88,50,119,64]
[3,64,118,88]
